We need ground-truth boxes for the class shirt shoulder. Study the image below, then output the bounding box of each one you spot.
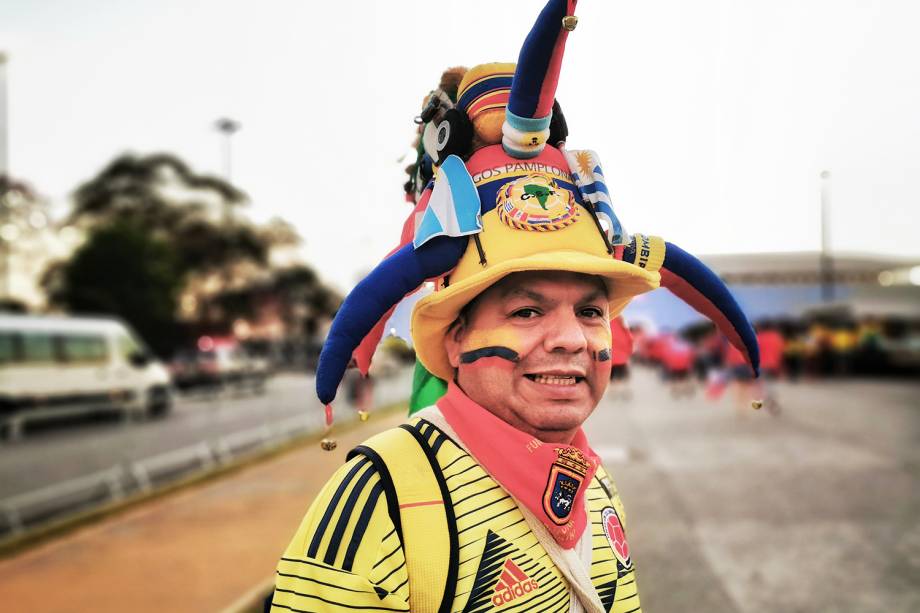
[271,454,410,612]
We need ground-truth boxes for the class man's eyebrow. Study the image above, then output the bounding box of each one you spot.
[501,287,548,303]
[579,288,608,304]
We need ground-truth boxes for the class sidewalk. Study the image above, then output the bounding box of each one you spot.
[0,409,406,613]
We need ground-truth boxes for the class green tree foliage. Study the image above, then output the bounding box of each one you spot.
[45,220,183,356]
[64,152,270,277]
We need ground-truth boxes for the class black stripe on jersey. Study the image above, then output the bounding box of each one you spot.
[342,481,385,571]
[376,559,407,587]
[456,506,516,535]
[348,446,403,547]
[444,463,478,481]
[372,543,402,570]
[440,454,467,472]
[449,474,490,495]
[453,484,500,507]
[325,463,377,565]
[416,420,436,443]
[272,587,409,611]
[399,423,459,613]
[275,571,374,594]
[391,575,409,595]
[280,557,352,575]
[457,516,527,553]
[307,457,370,558]
[454,495,511,521]
[430,431,447,457]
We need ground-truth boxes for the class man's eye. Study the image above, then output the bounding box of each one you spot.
[580,307,605,318]
[511,308,540,319]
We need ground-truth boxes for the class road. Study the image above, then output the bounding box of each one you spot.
[590,368,920,612]
[0,368,917,612]
[0,370,411,500]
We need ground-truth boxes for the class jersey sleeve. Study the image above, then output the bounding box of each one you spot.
[270,455,410,612]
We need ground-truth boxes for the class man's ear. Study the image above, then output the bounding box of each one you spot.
[444,318,466,369]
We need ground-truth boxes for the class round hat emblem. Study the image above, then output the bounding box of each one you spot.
[497,174,578,231]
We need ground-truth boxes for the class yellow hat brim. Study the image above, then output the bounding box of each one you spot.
[411,251,659,381]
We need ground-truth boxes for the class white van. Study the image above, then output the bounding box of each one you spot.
[0,315,173,428]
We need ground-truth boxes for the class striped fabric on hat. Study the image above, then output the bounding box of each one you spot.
[457,64,515,121]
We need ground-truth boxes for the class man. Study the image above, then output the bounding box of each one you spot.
[271,268,644,613]
[270,2,759,611]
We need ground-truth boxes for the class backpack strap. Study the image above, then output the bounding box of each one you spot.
[349,421,458,613]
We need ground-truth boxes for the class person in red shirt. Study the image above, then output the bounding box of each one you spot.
[662,335,696,398]
[608,315,634,400]
[755,321,786,413]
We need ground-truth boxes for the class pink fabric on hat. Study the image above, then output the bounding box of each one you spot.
[437,382,599,549]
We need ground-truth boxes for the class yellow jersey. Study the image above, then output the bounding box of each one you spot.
[270,418,641,612]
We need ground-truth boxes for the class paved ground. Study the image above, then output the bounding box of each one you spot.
[591,370,920,613]
[0,406,408,612]
[0,369,917,612]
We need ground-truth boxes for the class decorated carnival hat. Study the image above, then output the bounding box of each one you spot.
[314,0,760,437]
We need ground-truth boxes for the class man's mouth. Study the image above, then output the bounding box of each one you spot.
[524,374,585,386]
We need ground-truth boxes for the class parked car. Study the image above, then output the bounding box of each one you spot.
[0,315,173,427]
[168,337,269,394]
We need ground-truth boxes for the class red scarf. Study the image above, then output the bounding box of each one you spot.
[437,383,600,549]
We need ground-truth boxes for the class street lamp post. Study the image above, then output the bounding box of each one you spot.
[214,117,240,185]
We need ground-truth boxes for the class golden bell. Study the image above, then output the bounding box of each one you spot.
[358,410,369,422]
[320,438,338,451]
[751,400,764,410]
[562,15,578,31]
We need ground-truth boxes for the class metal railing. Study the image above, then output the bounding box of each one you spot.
[0,411,330,539]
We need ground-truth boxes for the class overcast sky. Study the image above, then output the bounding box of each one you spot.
[2,0,918,292]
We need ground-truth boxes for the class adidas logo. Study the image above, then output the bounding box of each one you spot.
[490,559,539,607]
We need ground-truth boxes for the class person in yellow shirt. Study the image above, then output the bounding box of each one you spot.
[269,1,760,611]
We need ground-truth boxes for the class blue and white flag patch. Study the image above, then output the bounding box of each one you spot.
[563,149,627,245]
[413,155,482,249]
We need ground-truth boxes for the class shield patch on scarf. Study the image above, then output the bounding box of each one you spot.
[542,447,589,525]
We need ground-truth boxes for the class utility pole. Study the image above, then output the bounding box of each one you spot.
[214,118,240,181]
[0,52,9,178]
[214,118,240,293]
[819,170,834,302]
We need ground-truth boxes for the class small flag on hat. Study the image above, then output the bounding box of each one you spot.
[563,148,627,245]
[413,155,482,248]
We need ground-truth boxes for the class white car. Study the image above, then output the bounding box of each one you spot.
[0,315,173,427]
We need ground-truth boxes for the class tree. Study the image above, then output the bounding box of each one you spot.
[65,152,275,278]
[44,220,183,356]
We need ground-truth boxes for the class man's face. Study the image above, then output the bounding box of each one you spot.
[444,271,613,444]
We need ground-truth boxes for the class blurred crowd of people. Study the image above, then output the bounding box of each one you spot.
[620,313,920,410]
[636,314,920,381]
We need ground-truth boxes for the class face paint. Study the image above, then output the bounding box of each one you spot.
[458,328,523,367]
[587,325,612,364]
[592,348,611,362]
[460,346,520,364]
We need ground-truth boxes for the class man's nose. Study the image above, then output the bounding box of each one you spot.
[543,311,588,354]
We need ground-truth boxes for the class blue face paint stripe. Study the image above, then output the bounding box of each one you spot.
[459,346,520,364]
[593,349,611,362]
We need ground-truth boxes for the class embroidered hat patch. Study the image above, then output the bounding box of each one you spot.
[497,173,578,232]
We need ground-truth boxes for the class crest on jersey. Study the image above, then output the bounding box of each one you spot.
[497,173,578,232]
[542,447,589,525]
[601,506,632,569]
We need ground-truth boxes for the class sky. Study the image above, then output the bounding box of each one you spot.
[1,0,918,293]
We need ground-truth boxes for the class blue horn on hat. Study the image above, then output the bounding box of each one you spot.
[503,0,578,158]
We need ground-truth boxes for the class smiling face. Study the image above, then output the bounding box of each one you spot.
[444,271,613,444]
